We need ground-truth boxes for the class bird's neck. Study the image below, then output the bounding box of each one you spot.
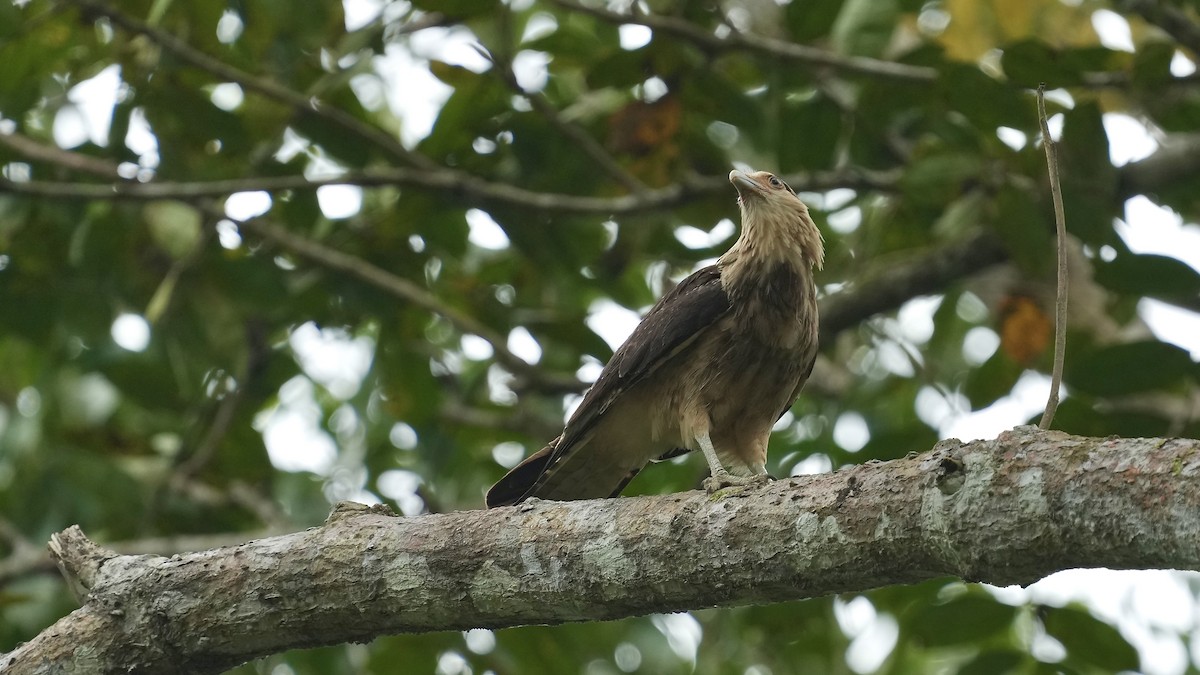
[717,210,824,291]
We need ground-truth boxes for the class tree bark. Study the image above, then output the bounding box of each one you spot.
[4,426,1199,674]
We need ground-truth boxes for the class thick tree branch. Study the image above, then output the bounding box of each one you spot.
[818,231,1008,345]
[0,529,282,586]
[5,427,1199,674]
[0,166,896,214]
[3,126,1194,215]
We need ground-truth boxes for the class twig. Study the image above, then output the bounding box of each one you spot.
[1121,0,1200,57]
[394,12,452,36]
[1079,70,1200,88]
[0,165,900,214]
[488,48,648,193]
[0,133,579,391]
[66,0,434,170]
[219,210,582,392]
[172,320,266,482]
[173,382,241,474]
[440,399,564,439]
[550,0,937,82]
[4,121,1196,214]
[0,132,123,178]
[554,0,1200,91]
[1036,85,1069,430]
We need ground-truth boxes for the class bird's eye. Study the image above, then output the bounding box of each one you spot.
[768,175,782,188]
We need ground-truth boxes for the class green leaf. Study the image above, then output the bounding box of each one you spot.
[1094,252,1200,299]
[932,191,986,239]
[1144,89,1200,134]
[1067,341,1198,396]
[957,649,1028,675]
[992,183,1053,272]
[786,0,844,42]
[1132,41,1176,88]
[830,0,898,58]
[0,1,22,40]
[1001,40,1085,88]
[899,151,983,207]
[964,351,1024,409]
[939,64,1030,131]
[144,201,203,260]
[586,48,653,90]
[409,0,494,19]
[524,24,606,62]
[905,594,1018,647]
[779,94,842,172]
[1041,605,1139,671]
[1058,101,1118,245]
[1052,397,1174,438]
[682,69,761,130]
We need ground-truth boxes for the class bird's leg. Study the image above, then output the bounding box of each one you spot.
[698,431,770,493]
[697,431,729,488]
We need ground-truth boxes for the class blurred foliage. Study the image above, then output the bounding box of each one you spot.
[2,0,1200,672]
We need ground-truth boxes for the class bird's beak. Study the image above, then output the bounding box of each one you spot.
[729,170,761,199]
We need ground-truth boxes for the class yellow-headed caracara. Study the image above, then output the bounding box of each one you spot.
[487,169,823,507]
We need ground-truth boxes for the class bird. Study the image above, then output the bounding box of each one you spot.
[485,169,824,507]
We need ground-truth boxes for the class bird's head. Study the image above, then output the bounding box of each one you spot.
[728,169,824,270]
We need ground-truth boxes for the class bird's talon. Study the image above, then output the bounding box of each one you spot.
[704,472,770,493]
[702,475,727,494]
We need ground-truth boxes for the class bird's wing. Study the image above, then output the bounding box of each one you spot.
[485,265,730,506]
[557,264,729,453]
[779,349,817,420]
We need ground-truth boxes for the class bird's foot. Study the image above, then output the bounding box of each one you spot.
[703,471,772,494]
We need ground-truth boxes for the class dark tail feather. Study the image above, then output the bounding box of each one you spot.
[653,447,691,462]
[486,443,554,508]
[608,468,639,497]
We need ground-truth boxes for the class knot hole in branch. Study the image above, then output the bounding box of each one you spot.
[936,455,966,496]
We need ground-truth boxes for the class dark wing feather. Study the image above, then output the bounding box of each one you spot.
[779,349,817,420]
[486,265,730,506]
[485,441,555,507]
[556,264,729,453]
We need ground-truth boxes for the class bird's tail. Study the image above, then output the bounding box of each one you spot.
[485,439,557,508]
[485,435,649,507]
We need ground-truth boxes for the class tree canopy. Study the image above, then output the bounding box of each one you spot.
[2,0,1200,673]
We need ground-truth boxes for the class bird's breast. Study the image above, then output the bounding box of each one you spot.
[657,261,819,439]
[725,262,818,350]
